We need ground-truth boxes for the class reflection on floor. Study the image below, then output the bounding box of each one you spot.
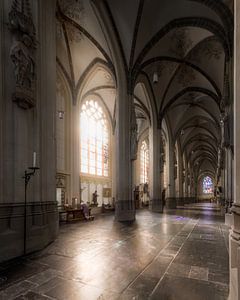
[177,202,221,213]
[0,207,229,300]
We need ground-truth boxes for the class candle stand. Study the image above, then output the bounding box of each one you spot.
[23,166,40,255]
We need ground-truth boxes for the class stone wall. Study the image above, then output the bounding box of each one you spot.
[0,0,58,263]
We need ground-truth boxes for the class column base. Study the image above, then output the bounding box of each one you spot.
[165,197,177,209]
[229,231,240,300]
[225,213,234,227]
[229,204,240,300]
[149,199,163,213]
[115,200,135,222]
[0,201,58,263]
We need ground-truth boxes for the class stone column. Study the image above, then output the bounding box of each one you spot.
[224,148,229,209]
[114,91,135,221]
[185,166,189,198]
[91,0,135,221]
[70,107,80,204]
[33,0,58,250]
[225,147,234,225]
[166,139,176,208]
[226,147,234,211]
[149,126,162,212]
[0,0,3,205]
[229,1,240,298]
[178,151,184,199]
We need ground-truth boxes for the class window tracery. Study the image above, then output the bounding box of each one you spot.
[202,176,213,194]
[80,100,109,177]
[140,140,149,183]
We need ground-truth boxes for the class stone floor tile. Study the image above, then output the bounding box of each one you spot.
[14,291,52,299]
[167,263,191,278]
[0,280,37,300]
[189,266,209,281]
[27,268,62,286]
[150,274,228,300]
[0,209,230,300]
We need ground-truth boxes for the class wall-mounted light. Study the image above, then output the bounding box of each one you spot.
[58,110,65,119]
[153,72,158,84]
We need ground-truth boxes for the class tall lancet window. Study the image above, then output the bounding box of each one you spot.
[202,176,213,194]
[140,140,149,183]
[80,100,109,177]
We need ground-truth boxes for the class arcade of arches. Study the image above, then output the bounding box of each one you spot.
[1,0,240,299]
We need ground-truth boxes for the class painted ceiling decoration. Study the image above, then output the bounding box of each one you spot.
[56,0,233,183]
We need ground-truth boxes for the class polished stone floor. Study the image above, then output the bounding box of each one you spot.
[0,207,230,300]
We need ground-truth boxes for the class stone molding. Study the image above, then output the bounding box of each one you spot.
[0,201,58,220]
[0,201,58,262]
[115,200,135,221]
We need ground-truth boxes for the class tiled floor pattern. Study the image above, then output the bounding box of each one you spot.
[0,208,229,300]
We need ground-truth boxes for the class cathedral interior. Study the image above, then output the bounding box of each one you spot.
[0,0,240,299]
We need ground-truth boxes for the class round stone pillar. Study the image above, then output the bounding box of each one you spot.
[149,126,162,212]
[166,139,176,208]
[114,91,135,221]
[229,1,240,298]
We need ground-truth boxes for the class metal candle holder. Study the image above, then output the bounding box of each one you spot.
[23,166,40,255]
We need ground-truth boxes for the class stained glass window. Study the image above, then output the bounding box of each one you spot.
[80,100,109,177]
[140,141,149,183]
[202,176,213,194]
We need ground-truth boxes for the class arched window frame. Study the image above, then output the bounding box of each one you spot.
[140,140,149,183]
[80,99,111,178]
[202,176,213,194]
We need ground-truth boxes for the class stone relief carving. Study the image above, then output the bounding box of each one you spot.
[190,38,223,64]
[9,0,36,109]
[56,19,83,43]
[160,134,166,173]
[170,28,193,59]
[174,150,178,180]
[203,42,222,60]
[169,28,196,87]
[177,64,196,87]
[130,105,138,161]
[59,0,85,24]
[67,23,83,43]
[104,72,114,86]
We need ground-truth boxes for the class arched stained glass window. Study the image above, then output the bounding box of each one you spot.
[80,100,109,177]
[202,176,213,194]
[140,140,149,183]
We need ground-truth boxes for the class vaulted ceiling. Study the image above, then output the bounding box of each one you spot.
[56,0,233,181]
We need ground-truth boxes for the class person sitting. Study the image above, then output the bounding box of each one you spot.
[80,201,94,220]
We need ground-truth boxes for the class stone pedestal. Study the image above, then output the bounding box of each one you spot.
[150,199,163,213]
[115,200,135,221]
[225,213,234,226]
[229,204,240,300]
[165,197,177,209]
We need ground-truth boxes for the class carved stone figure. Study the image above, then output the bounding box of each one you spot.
[9,0,36,109]
[92,190,99,206]
[10,35,34,88]
[131,105,138,160]
[160,134,166,173]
